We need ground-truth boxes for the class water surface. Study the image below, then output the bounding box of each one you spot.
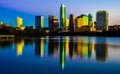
[0,36,120,74]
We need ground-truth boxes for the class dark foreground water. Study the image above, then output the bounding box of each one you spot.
[0,36,120,74]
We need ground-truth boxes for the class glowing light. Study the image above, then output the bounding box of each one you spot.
[17,39,24,56]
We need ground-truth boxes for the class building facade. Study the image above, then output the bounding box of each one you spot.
[48,15,56,28]
[35,16,44,30]
[17,16,23,27]
[96,10,109,31]
[75,15,88,28]
[60,4,66,27]
[48,15,58,32]
[69,14,75,32]
[51,19,59,32]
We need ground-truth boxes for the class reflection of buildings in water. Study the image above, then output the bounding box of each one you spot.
[95,38,108,63]
[82,37,89,57]
[35,38,44,57]
[68,36,95,59]
[75,37,91,58]
[88,37,95,58]
[75,37,82,57]
[17,39,24,56]
[0,40,14,49]
[48,36,59,57]
[24,38,34,46]
[60,36,66,69]
[69,37,75,59]
[44,36,49,44]
[65,36,69,55]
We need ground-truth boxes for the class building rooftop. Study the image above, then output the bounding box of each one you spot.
[61,4,65,7]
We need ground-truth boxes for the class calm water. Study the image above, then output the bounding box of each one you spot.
[0,36,120,74]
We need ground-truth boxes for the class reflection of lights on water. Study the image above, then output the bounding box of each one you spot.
[62,48,65,69]
[17,40,24,56]
[60,36,66,70]
[65,36,69,55]
[40,38,44,57]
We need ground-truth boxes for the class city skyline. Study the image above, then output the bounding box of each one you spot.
[0,0,120,27]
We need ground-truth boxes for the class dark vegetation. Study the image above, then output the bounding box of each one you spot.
[1,24,120,37]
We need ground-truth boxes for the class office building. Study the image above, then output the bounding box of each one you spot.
[88,14,96,31]
[48,15,56,28]
[35,16,44,30]
[16,16,25,30]
[96,10,109,31]
[17,16,23,27]
[60,4,66,27]
[51,19,59,32]
[75,15,88,28]
[69,14,75,32]
[48,15,58,32]
[88,13,94,27]
[66,18,69,27]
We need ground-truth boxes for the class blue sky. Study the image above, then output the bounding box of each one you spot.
[0,0,120,27]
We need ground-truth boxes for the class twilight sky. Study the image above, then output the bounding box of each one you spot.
[0,0,120,27]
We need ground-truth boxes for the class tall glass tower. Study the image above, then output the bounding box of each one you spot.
[69,14,75,32]
[35,16,44,30]
[96,11,109,31]
[60,4,66,27]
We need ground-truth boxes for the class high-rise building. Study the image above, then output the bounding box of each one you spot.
[17,16,23,27]
[88,14,96,31]
[16,16,25,30]
[96,10,109,31]
[51,19,59,32]
[60,4,66,27]
[48,15,58,32]
[69,14,75,32]
[48,15,56,28]
[66,18,69,27]
[88,14,94,27]
[75,15,88,28]
[35,16,44,30]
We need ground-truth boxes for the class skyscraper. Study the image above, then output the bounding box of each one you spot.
[69,14,75,32]
[48,15,58,32]
[35,16,44,30]
[66,18,69,27]
[48,15,56,28]
[60,4,66,27]
[88,14,96,31]
[88,13,93,27]
[96,10,109,31]
[16,16,25,30]
[51,19,59,32]
[17,16,23,27]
